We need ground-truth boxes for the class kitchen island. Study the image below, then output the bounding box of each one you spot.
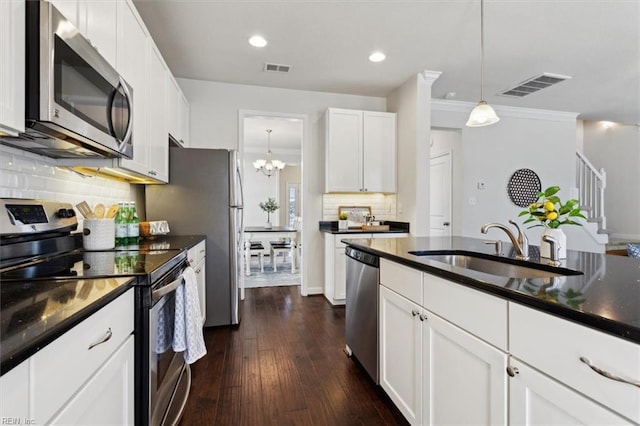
[343,236,640,425]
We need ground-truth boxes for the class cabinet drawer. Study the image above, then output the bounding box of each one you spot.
[188,240,206,265]
[337,234,371,249]
[423,273,507,351]
[0,361,29,420]
[510,302,640,423]
[32,289,134,424]
[380,259,422,305]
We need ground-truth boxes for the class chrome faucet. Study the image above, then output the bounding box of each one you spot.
[481,220,529,260]
[542,234,561,266]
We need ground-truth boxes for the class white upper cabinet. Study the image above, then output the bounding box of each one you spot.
[168,75,190,147]
[325,108,396,193]
[117,0,149,178]
[0,0,25,136]
[146,41,169,182]
[48,0,116,66]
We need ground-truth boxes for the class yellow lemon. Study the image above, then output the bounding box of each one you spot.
[544,201,555,211]
[546,211,558,220]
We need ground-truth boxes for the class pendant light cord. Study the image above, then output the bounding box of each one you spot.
[480,0,485,101]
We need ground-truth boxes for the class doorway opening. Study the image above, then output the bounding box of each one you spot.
[239,110,305,292]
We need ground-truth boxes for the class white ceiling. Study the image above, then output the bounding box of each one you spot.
[134,0,640,125]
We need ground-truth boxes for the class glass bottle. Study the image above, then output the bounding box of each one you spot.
[114,201,128,246]
[128,201,140,245]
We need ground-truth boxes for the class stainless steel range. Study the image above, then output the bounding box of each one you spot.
[0,198,191,425]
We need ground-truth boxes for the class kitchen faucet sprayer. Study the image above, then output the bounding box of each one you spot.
[481,220,529,260]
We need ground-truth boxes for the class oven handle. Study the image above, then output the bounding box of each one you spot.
[152,275,184,300]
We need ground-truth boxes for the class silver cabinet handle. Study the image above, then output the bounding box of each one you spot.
[411,310,419,317]
[579,357,640,388]
[88,328,112,350]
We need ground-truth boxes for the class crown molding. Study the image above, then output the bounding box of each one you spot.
[421,70,442,85]
[431,99,579,122]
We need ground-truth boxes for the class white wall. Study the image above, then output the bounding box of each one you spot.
[178,78,386,295]
[431,100,602,253]
[0,146,135,228]
[582,121,640,240]
[387,72,439,236]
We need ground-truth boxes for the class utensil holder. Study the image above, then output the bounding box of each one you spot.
[83,218,115,250]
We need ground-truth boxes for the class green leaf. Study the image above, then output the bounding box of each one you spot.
[549,220,560,228]
[523,218,536,224]
[547,196,560,204]
[518,211,529,217]
[536,191,545,198]
[531,211,546,217]
[569,209,586,219]
[544,186,560,197]
[558,205,571,215]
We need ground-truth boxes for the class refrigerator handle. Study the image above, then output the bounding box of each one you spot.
[236,159,244,208]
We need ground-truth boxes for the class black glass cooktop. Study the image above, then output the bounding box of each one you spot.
[1,247,186,284]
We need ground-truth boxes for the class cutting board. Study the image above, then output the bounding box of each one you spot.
[360,224,390,231]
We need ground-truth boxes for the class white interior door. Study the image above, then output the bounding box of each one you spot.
[429,152,452,237]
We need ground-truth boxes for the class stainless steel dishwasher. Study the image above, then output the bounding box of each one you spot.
[345,246,380,384]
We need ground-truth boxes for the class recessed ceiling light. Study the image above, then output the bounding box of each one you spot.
[369,51,386,63]
[249,35,267,48]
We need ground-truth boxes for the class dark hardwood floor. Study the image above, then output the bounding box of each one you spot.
[180,286,408,425]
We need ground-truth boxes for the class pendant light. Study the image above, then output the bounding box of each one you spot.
[253,129,285,177]
[466,0,500,127]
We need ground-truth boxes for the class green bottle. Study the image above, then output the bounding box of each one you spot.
[128,201,140,245]
[114,201,128,246]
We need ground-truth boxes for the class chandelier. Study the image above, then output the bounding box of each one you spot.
[253,129,285,177]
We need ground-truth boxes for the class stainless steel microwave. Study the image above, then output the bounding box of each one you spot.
[4,1,134,159]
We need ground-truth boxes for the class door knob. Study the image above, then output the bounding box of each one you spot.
[443,222,450,227]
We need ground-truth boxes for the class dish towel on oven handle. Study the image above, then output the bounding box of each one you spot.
[173,266,207,364]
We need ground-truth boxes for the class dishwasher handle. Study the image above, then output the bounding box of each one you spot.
[345,246,379,268]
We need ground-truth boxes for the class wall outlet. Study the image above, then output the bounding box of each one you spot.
[477,181,486,190]
[468,196,477,206]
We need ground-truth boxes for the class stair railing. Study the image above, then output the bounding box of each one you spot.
[575,151,606,230]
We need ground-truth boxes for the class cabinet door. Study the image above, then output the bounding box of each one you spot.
[49,336,135,425]
[424,312,507,425]
[180,92,190,147]
[325,108,363,192]
[167,76,181,144]
[509,358,629,425]
[117,0,149,175]
[80,0,117,67]
[0,0,25,136]
[379,285,422,424]
[363,111,396,193]
[334,247,346,300]
[0,361,29,421]
[147,42,168,182]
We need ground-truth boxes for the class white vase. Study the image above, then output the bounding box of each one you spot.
[264,221,272,229]
[540,227,567,259]
[338,219,349,230]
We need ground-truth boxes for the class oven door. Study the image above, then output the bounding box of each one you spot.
[148,269,191,425]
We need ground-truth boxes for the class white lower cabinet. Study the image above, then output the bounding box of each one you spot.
[325,233,409,305]
[379,281,507,426]
[0,289,134,424]
[425,312,507,425]
[49,336,135,425]
[508,357,629,425]
[379,285,423,424]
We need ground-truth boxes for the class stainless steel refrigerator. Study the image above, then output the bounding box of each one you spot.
[146,148,243,326]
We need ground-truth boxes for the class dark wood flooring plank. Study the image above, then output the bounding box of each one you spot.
[180,286,407,426]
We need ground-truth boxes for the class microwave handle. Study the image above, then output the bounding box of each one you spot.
[117,76,134,147]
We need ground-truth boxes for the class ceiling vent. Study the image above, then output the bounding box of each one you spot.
[499,73,572,98]
[264,62,291,73]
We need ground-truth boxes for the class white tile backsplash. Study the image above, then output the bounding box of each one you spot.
[0,146,133,218]
[322,193,397,221]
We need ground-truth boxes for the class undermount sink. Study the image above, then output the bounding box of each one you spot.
[408,251,582,279]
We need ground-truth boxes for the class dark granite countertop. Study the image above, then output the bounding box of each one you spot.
[343,236,640,344]
[135,234,205,251]
[319,221,410,235]
[1,277,134,374]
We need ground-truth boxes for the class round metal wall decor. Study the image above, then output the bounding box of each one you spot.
[507,168,541,207]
